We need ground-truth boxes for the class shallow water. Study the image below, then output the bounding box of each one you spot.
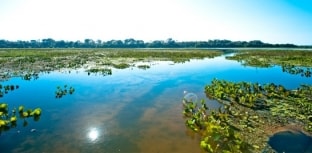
[1,55,312,153]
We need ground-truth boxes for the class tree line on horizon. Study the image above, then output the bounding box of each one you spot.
[0,38,307,48]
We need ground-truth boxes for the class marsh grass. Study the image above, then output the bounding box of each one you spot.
[226,50,312,67]
[137,65,150,70]
[0,48,222,80]
[226,50,312,77]
[86,68,112,76]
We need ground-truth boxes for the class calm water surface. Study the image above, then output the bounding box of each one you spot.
[1,55,312,153]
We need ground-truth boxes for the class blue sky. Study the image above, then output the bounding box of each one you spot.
[0,0,311,45]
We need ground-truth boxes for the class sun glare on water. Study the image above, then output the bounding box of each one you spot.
[88,128,99,142]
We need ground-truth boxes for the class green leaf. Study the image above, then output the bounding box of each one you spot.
[18,105,24,112]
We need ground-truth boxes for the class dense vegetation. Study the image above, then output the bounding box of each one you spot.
[226,50,312,77]
[0,38,305,48]
[183,79,312,152]
[0,49,222,80]
[182,49,312,152]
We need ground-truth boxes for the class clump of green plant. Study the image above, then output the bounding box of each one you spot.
[0,103,42,133]
[171,58,190,63]
[106,49,222,60]
[182,95,253,152]
[205,79,312,132]
[205,79,312,131]
[22,72,39,80]
[185,79,312,152]
[0,83,42,134]
[55,85,75,98]
[112,63,130,69]
[137,65,150,70]
[86,68,112,76]
[282,64,311,77]
[0,49,223,80]
[0,84,19,98]
[226,50,312,77]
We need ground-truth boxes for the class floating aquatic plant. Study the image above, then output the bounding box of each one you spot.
[0,103,42,133]
[112,63,130,69]
[282,64,311,77]
[226,50,312,77]
[0,48,223,81]
[184,78,312,152]
[137,65,150,70]
[182,94,253,153]
[22,72,39,80]
[86,68,112,76]
[205,79,312,131]
[55,85,75,98]
[0,84,19,98]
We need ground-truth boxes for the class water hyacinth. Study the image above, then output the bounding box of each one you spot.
[182,93,252,153]
[0,103,42,132]
[86,68,112,76]
[184,78,312,152]
[32,108,42,116]
[18,105,24,112]
[10,116,17,122]
[55,85,75,98]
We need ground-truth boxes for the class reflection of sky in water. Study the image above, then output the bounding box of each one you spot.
[1,56,312,152]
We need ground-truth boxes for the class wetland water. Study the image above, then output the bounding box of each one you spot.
[1,55,312,153]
